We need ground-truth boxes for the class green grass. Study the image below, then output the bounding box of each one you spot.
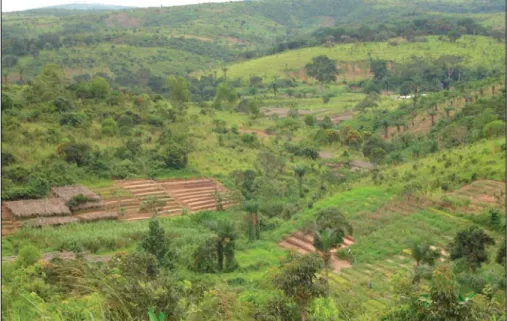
[219,35,505,81]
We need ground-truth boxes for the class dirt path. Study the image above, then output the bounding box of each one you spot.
[318,151,333,159]
[2,251,113,263]
[239,128,270,137]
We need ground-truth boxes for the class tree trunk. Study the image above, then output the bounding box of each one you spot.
[430,115,435,126]
[301,309,306,321]
[299,177,304,198]
[217,242,224,271]
[254,212,260,240]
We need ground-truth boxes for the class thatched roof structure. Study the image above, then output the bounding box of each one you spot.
[52,185,103,211]
[24,216,80,227]
[52,185,101,203]
[78,212,118,222]
[6,199,71,219]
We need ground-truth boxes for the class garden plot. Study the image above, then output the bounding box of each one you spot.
[261,107,329,117]
[278,231,355,273]
[446,179,505,213]
[160,178,234,212]
[318,110,355,124]
[325,160,375,171]
[115,179,183,220]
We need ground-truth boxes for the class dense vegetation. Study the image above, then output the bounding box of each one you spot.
[1,0,506,320]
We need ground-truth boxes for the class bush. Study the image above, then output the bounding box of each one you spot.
[60,112,88,127]
[304,114,316,126]
[16,245,41,267]
[483,120,506,138]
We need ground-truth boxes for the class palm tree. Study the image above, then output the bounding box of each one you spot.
[243,200,260,241]
[208,220,238,272]
[293,164,307,198]
[316,165,328,193]
[382,119,389,138]
[444,106,454,119]
[428,110,437,126]
[411,241,440,268]
[314,228,338,295]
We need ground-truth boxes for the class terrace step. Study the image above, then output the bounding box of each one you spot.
[168,186,221,195]
[127,186,166,194]
[134,191,168,197]
[184,199,220,207]
[284,236,316,253]
[171,190,218,200]
[160,179,215,186]
[278,241,308,254]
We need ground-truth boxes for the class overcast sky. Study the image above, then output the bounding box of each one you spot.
[2,0,242,12]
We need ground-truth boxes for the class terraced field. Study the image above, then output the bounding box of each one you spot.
[447,179,506,213]
[1,178,233,235]
[160,178,233,212]
[279,231,355,273]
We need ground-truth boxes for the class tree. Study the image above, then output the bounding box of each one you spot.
[304,114,316,126]
[449,226,495,272]
[244,200,260,241]
[249,75,263,88]
[495,240,505,266]
[483,120,506,138]
[410,240,440,267]
[448,29,462,42]
[305,55,338,93]
[314,208,353,246]
[428,109,437,126]
[167,76,191,111]
[274,253,325,321]
[140,219,176,269]
[382,119,389,138]
[293,164,307,198]
[444,106,454,119]
[89,77,109,99]
[382,265,477,321]
[370,59,389,81]
[208,220,238,272]
[313,228,338,294]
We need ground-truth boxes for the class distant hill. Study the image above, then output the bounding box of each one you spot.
[28,3,135,11]
[1,0,504,90]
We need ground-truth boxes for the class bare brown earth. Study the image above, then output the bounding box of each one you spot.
[446,180,505,213]
[325,160,375,172]
[318,151,333,159]
[318,16,336,27]
[279,231,354,273]
[105,12,141,28]
[239,128,270,137]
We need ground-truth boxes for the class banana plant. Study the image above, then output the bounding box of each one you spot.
[148,308,166,321]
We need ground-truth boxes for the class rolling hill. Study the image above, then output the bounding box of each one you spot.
[1,0,504,90]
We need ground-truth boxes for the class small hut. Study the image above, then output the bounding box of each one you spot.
[51,185,103,211]
[78,212,118,222]
[24,216,80,228]
[6,199,71,219]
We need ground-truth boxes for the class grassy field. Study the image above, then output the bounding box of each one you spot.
[215,36,505,81]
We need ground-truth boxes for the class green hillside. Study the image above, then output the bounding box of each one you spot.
[2,0,505,90]
[212,35,505,81]
[1,0,506,320]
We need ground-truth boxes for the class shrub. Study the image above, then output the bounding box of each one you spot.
[16,245,41,267]
[483,120,506,138]
[60,112,88,127]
